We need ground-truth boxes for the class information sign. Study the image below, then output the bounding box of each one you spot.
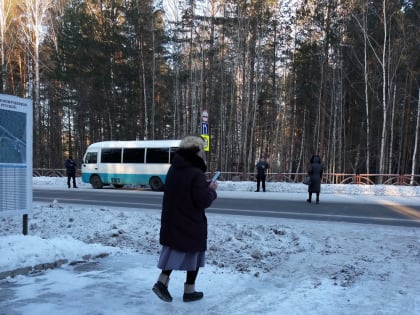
[0,94,32,217]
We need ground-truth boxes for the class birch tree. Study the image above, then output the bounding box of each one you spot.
[411,89,420,184]
[0,0,14,92]
[362,0,371,174]
[18,0,54,166]
[377,0,389,181]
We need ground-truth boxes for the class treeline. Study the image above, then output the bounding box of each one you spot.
[0,0,419,179]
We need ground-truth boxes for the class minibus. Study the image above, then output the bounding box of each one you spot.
[81,140,181,190]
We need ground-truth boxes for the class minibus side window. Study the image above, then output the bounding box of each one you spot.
[101,148,122,163]
[123,148,145,163]
[146,148,170,163]
[169,147,179,163]
[85,152,98,163]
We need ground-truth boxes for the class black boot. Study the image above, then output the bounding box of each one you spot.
[152,274,172,302]
[183,283,203,302]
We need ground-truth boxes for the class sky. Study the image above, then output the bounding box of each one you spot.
[0,177,419,315]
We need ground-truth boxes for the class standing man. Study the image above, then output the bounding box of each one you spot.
[255,156,269,192]
[65,156,78,188]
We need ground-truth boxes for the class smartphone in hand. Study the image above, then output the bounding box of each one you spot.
[210,171,221,184]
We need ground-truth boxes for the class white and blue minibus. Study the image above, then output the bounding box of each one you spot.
[81,140,181,190]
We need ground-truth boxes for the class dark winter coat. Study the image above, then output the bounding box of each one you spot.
[255,160,269,178]
[160,149,217,252]
[65,158,76,176]
[307,155,323,193]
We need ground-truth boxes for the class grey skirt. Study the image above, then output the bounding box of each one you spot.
[157,246,205,271]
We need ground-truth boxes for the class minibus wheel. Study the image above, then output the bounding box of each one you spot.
[90,175,103,189]
[149,176,163,191]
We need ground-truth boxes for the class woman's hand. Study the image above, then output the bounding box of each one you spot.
[208,181,218,190]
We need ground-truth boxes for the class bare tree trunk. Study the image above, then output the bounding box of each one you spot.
[378,0,388,182]
[241,60,251,171]
[289,89,297,173]
[173,68,180,138]
[363,0,370,174]
[288,22,298,174]
[411,89,420,185]
[151,19,156,139]
[315,60,323,154]
[296,108,307,175]
[352,0,373,174]
[248,32,261,172]
[331,66,339,177]
[388,84,396,173]
[19,0,53,167]
[0,0,14,92]
[338,59,344,174]
[140,41,148,140]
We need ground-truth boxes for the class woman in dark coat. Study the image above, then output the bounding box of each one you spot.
[307,155,323,204]
[152,136,218,303]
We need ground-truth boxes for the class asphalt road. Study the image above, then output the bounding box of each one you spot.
[33,189,420,228]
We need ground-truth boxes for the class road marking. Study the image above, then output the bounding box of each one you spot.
[208,207,420,223]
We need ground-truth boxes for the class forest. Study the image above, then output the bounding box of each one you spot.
[0,0,419,180]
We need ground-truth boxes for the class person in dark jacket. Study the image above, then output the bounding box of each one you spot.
[307,155,323,204]
[152,135,218,303]
[255,156,269,192]
[64,156,77,188]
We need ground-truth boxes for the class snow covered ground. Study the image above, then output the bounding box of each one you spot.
[0,177,419,314]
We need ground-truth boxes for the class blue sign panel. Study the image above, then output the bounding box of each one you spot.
[0,94,32,217]
[201,122,209,135]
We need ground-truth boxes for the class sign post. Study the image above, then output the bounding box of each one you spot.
[200,110,210,152]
